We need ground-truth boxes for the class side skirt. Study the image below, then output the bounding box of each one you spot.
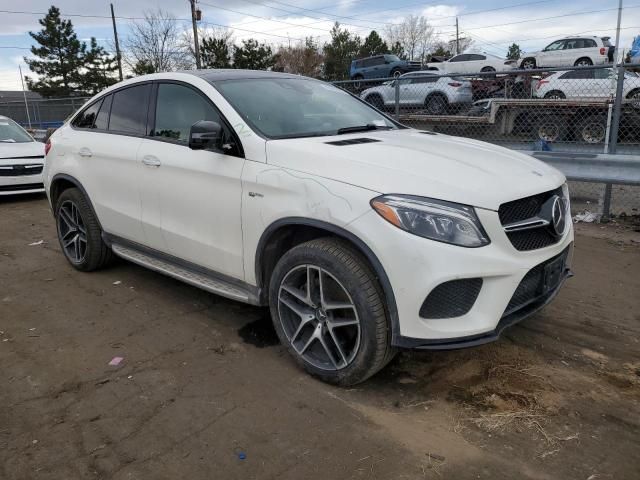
[105,234,263,306]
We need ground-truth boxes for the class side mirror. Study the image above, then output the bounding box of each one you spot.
[189,120,222,150]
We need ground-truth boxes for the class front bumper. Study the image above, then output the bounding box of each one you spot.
[348,205,574,347]
[0,174,45,195]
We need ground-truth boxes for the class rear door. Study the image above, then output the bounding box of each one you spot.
[538,40,565,67]
[136,81,245,279]
[75,83,151,243]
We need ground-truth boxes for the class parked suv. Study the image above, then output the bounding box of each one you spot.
[520,36,614,69]
[44,70,573,385]
[360,71,473,114]
[350,54,421,81]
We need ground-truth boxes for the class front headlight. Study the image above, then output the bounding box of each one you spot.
[371,195,490,247]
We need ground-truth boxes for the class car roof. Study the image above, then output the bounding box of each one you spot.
[184,69,306,82]
[401,71,436,77]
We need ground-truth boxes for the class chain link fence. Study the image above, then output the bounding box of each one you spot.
[334,63,640,221]
[0,96,90,129]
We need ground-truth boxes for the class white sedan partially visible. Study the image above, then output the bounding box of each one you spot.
[0,116,46,195]
[425,52,517,75]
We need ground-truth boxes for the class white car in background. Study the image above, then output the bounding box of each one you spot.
[360,71,473,114]
[520,36,613,69]
[0,116,46,195]
[534,68,640,100]
[425,53,517,74]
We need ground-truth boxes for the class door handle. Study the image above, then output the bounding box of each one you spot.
[78,147,92,158]
[142,155,161,167]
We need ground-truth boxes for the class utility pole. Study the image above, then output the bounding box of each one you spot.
[455,17,459,55]
[110,3,123,81]
[190,0,202,69]
[18,65,31,128]
[604,0,623,154]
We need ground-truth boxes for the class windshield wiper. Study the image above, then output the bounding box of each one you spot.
[336,124,392,135]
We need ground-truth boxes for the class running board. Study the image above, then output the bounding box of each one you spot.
[111,243,261,305]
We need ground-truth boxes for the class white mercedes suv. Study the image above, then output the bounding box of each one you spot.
[44,70,573,385]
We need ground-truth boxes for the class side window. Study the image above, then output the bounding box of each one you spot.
[410,76,436,84]
[363,58,375,67]
[468,54,486,61]
[594,69,612,80]
[560,70,594,80]
[370,56,385,66]
[545,40,565,51]
[153,83,221,144]
[449,55,464,62]
[72,100,102,129]
[108,84,151,135]
[94,94,112,130]
[585,39,597,48]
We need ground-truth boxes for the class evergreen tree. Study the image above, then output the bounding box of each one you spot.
[83,38,118,95]
[359,31,389,58]
[233,39,275,70]
[201,37,232,68]
[132,60,156,76]
[389,41,405,59]
[323,23,361,80]
[507,43,522,60]
[24,6,86,97]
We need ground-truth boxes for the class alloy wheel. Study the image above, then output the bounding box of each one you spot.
[57,200,88,263]
[581,122,606,143]
[277,265,361,371]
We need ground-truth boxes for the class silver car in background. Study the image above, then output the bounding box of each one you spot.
[360,71,474,115]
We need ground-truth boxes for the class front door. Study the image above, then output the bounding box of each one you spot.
[137,82,245,280]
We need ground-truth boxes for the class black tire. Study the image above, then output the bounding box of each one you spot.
[269,238,395,386]
[627,89,640,107]
[534,115,567,143]
[576,115,606,144]
[544,90,566,99]
[521,58,536,69]
[390,68,402,78]
[574,57,593,67]
[481,66,496,73]
[425,93,449,115]
[352,74,364,89]
[365,94,384,110]
[55,187,113,271]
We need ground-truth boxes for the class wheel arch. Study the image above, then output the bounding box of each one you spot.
[255,217,401,343]
[50,174,103,230]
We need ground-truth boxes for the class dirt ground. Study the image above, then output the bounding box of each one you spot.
[1,194,639,480]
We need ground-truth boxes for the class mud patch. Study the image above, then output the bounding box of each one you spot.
[237,315,280,348]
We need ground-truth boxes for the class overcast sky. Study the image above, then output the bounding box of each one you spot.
[0,0,637,90]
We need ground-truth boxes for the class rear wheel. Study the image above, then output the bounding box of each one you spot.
[627,89,640,107]
[55,188,113,271]
[269,238,395,386]
[425,93,449,115]
[574,57,593,67]
[391,68,402,78]
[577,115,606,144]
[534,115,567,143]
[352,74,364,90]
[481,66,496,73]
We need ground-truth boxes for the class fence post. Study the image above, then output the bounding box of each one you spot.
[608,65,625,155]
[394,79,400,120]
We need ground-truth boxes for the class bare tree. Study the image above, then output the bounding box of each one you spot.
[385,15,435,63]
[123,9,191,73]
[275,37,323,77]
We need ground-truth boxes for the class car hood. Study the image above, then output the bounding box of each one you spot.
[265,129,565,211]
[0,140,44,160]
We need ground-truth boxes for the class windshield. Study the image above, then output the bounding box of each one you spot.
[214,78,397,139]
[385,55,400,62]
[0,118,33,143]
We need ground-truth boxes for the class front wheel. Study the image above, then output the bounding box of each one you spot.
[521,58,536,69]
[269,238,395,386]
[55,188,113,271]
[425,94,449,115]
[574,57,593,67]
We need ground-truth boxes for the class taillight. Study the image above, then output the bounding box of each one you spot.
[600,47,606,55]
[536,79,549,90]
[448,82,462,87]
[45,139,51,156]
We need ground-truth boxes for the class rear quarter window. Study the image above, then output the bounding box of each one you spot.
[108,84,151,135]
